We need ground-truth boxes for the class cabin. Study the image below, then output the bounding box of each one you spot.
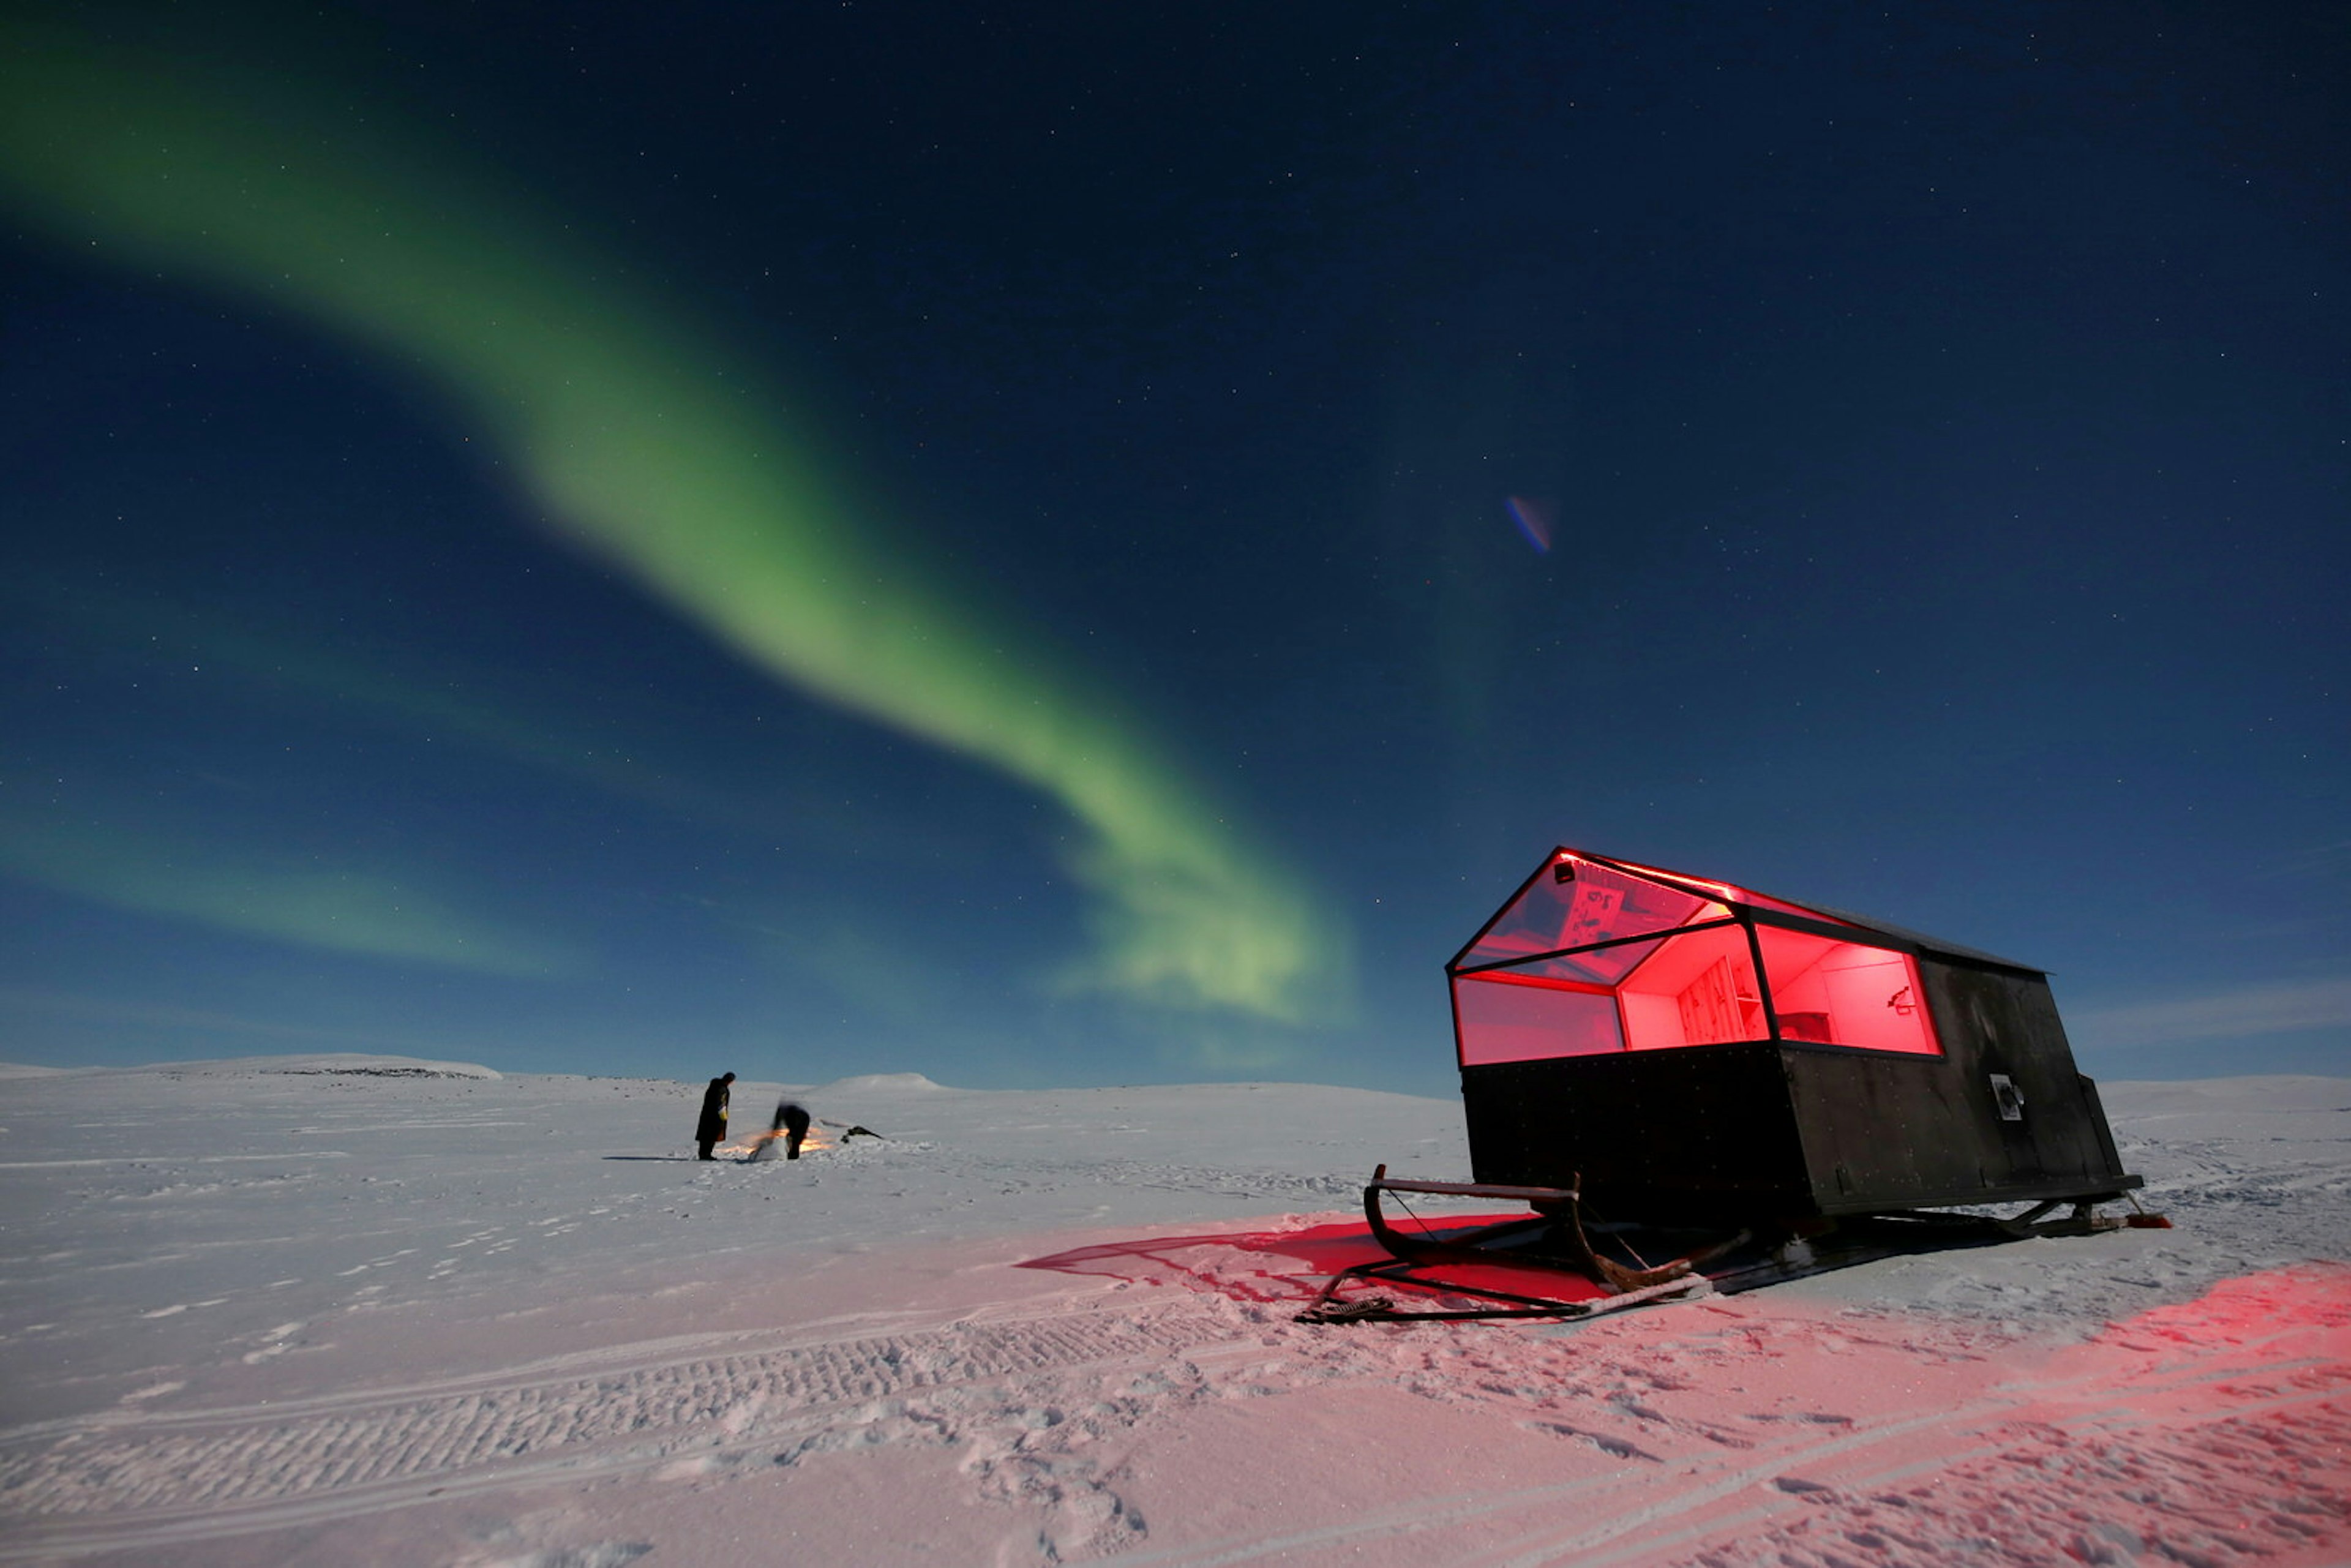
[1449,847,2140,1226]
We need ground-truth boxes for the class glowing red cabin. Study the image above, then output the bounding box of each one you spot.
[1450,847,2139,1224]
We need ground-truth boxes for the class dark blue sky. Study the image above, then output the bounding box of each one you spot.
[2,1,2344,1092]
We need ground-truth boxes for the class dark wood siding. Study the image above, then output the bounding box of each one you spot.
[1460,961,2137,1222]
[1463,1044,1812,1224]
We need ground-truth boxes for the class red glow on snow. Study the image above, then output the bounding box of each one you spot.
[1019,1215,1614,1310]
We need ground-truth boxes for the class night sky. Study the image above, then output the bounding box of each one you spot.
[2,2,2344,1093]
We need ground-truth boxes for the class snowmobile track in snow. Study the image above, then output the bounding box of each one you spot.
[0,1299,1233,1558]
[4,1265,2347,1566]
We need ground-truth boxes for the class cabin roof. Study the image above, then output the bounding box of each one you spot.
[1450,846,2044,977]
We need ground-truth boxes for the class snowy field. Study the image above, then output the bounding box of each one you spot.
[0,1056,2345,1567]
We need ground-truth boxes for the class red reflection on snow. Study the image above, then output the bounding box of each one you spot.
[2091,1261,2351,1349]
[1017,1215,1613,1308]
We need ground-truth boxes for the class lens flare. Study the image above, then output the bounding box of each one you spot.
[1505,496,1553,554]
[0,22,1346,1027]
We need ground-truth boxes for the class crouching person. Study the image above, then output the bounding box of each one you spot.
[771,1101,811,1160]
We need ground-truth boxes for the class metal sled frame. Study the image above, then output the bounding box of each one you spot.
[1299,1166,1743,1323]
[1300,1166,2167,1325]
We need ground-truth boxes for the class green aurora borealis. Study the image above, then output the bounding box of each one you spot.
[0,22,1344,1029]
[7,6,2342,1091]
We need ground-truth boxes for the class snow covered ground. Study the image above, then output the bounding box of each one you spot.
[0,1057,2344,1567]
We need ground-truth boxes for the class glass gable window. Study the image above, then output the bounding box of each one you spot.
[1490,936,1672,988]
[1458,854,1723,970]
[1449,847,1952,1067]
[1599,856,1858,927]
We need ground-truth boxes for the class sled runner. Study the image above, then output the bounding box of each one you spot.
[1300,1166,1730,1322]
[1300,1165,2166,1323]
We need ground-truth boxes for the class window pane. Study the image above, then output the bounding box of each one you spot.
[1460,856,1714,968]
[1757,927,1942,1056]
[1486,936,1669,987]
[1616,923,1768,1049]
[1600,857,1858,926]
[1454,972,1625,1065]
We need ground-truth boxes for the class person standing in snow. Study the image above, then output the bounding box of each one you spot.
[695,1071,735,1160]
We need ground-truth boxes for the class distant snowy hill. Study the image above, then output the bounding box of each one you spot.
[58,1051,505,1080]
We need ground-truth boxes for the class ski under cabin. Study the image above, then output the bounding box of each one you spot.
[1449,847,2141,1225]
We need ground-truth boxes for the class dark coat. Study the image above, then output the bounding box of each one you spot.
[696,1076,732,1142]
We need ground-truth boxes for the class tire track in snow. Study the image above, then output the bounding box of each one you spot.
[0,1298,1234,1557]
[1097,1370,2351,1568]
[1503,1375,2351,1568]
[1101,1269,2351,1568]
[1505,1270,2351,1568]
[1629,1379,2351,1567]
[6,1256,2344,1566]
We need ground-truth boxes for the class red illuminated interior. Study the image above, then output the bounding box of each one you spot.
[1453,850,1944,1067]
